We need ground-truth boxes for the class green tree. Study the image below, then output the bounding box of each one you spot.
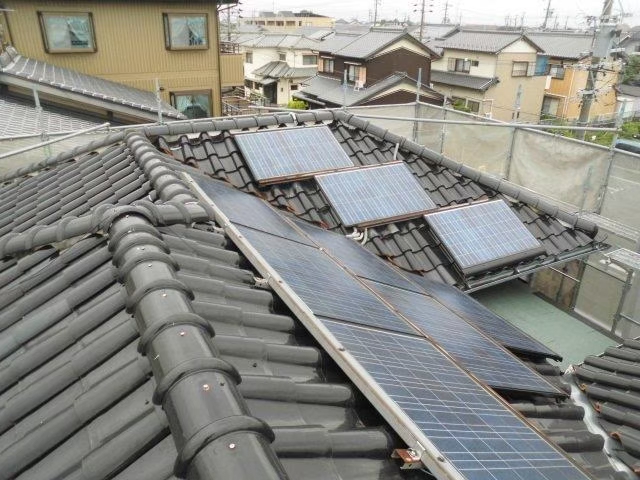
[622,56,640,84]
[287,99,308,110]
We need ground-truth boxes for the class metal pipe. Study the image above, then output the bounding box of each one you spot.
[0,122,110,161]
[611,267,634,334]
[349,114,619,132]
[548,267,582,283]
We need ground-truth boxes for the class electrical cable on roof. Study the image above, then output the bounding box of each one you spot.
[346,227,360,239]
[360,227,369,245]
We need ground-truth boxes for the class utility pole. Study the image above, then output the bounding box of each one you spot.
[577,0,614,140]
[227,6,231,41]
[418,0,426,41]
[373,0,380,26]
[542,0,552,29]
[442,1,450,24]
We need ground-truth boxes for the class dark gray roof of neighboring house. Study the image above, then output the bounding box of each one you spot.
[430,70,499,91]
[294,73,442,107]
[409,24,460,42]
[316,28,438,59]
[251,61,317,79]
[0,47,183,120]
[528,33,594,60]
[238,34,321,49]
[437,30,543,54]
[0,95,103,138]
[315,32,362,53]
[0,111,627,480]
[574,339,640,474]
[618,84,640,97]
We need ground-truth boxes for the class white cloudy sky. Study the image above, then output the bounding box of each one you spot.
[236,0,639,29]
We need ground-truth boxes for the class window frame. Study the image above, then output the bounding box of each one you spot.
[302,54,317,66]
[38,11,97,53]
[163,12,209,51]
[245,51,253,63]
[548,64,566,80]
[447,57,471,73]
[170,89,213,119]
[321,57,334,73]
[278,52,286,61]
[511,61,529,77]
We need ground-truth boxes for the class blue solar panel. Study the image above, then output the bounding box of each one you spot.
[194,175,312,245]
[425,200,546,276]
[410,275,561,360]
[292,219,418,291]
[316,163,436,226]
[236,225,417,335]
[321,319,591,480]
[234,125,353,183]
[365,280,560,395]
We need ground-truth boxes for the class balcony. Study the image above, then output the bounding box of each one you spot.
[219,42,243,87]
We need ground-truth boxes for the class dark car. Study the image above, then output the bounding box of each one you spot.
[615,138,640,154]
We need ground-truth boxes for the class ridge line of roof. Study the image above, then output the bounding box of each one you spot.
[334,111,598,235]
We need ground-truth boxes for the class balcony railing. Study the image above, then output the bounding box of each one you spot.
[220,41,240,54]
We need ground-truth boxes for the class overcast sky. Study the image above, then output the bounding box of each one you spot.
[237,0,639,29]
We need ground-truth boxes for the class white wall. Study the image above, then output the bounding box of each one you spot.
[431,49,498,78]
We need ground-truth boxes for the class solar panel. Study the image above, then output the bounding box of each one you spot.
[321,319,591,480]
[193,174,312,245]
[292,219,418,292]
[410,275,562,360]
[316,163,437,226]
[236,225,417,335]
[365,280,561,395]
[234,125,354,184]
[425,200,546,276]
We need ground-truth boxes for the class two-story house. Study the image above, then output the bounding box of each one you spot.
[0,0,243,117]
[430,30,547,122]
[528,32,619,123]
[294,28,443,108]
[239,33,321,105]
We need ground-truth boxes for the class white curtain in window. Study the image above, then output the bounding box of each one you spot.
[170,16,206,47]
[67,17,91,48]
[44,15,91,49]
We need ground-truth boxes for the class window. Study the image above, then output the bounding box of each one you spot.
[163,13,208,50]
[466,100,480,113]
[548,64,565,80]
[170,91,212,119]
[291,84,298,90]
[447,57,471,73]
[541,96,560,116]
[279,52,286,61]
[347,64,361,83]
[512,61,529,77]
[38,12,96,53]
[321,58,334,73]
[245,51,253,63]
[302,54,317,65]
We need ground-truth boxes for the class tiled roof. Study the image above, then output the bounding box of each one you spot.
[0,111,627,480]
[238,34,321,50]
[295,73,443,107]
[315,32,361,53]
[251,61,317,79]
[574,339,640,473]
[0,96,103,138]
[430,70,499,91]
[437,31,542,53]
[0,48,183,119]
[618,84,640,97]
[164,111,599,290]
[528,33,593,59]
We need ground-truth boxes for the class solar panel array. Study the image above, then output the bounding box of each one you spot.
[234,125,354,183]
[365,280,560,395]
[316,163,437,226]
[237,226,417,336]
[410,275,561,360]
[322,319,591,480]
[425,200,546,276]
[295,218,560,360]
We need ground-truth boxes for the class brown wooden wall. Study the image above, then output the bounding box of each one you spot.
[1,0,245,116]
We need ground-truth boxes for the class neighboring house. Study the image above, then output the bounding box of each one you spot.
[241,10,334,31]
[430,30,547,122]
[619,26,640,56]
[529,32,619,123]
[0,0,243,117]
[0,109,632,480]
[0,46,184,123]
[295,28,444,108]
[617,83,640,119]
[238,33,321,105]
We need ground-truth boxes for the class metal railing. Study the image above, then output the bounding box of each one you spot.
[220,41,240,54]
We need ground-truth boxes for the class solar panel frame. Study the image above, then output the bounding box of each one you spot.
[316,162,437,227]
[364,280,561,396]
[321,319,592,480]
[233,125,354,184]
[425,200,546,276]
[236,225,419,336]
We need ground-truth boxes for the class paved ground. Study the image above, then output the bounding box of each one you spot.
[473,280,620,369]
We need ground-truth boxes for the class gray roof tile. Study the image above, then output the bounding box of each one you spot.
[0,54,183,119]
[430,70,498,91]
[252,61,317,79]
[528,33,594,59]
[0,96,103,138]
[437,30,542,53]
